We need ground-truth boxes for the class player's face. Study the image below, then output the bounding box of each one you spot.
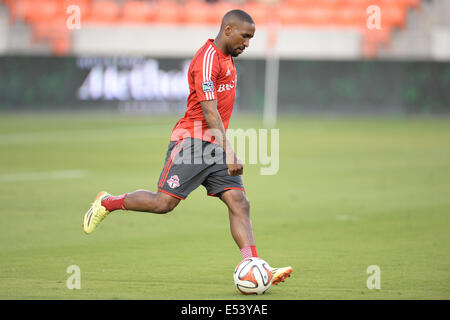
[227,21,255,57]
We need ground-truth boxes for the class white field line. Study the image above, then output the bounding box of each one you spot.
[1,170,88,182]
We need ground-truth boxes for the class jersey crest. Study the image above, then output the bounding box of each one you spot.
[167,175,180,189]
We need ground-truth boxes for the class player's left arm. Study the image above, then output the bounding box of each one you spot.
[200,99,243,176]
[194,52,243,176]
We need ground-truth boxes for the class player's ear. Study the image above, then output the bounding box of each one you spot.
[224,24,233,37]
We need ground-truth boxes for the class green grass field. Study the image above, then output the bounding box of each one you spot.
[0,113,449,299]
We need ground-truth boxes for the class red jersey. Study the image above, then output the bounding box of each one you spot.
[170,39,237,144]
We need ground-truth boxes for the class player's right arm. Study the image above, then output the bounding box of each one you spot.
[200,99,243,176]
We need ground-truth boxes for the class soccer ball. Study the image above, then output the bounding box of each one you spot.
[233,257,273,295]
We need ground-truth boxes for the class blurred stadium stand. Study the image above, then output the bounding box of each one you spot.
[0,0,448,60]
[0,0,449,116]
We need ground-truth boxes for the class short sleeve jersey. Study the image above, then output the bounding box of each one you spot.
[170,39,237,144]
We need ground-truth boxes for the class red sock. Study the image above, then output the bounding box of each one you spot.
[240,245,258,259]
[101,194,127,212]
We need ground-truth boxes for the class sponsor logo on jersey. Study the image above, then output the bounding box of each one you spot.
[202,81,214,93]
[167,175,180,189]
[226,68,231,76]
[217,80,236,92]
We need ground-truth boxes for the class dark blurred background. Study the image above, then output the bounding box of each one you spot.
[0,0,449,117]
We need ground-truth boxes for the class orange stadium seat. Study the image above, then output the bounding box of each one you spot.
[318,0,344,10]
[183,0,215,25]
[342,0,408,29]
[335,6,366,28]
[153,0,182,24]
[85,0,120,24]
[211,2,241,25]
[242,2,269,25]
[31,15,65,40]
[381,3,406,28]
[301,5,336,26]
[2,0,421,58]
[344,0,383,9]
[60,0,92,21]
[24,0,60,24]
[284,0,316,9]
[121,0,155,24]
[387,0,409,9]
[275,3,302,25]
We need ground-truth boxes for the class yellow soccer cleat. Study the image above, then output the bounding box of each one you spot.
[271,266,293,285]
[82,191,111,234]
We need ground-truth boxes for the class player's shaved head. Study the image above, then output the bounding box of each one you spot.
[215,9,255,57]
[220,10,255,31]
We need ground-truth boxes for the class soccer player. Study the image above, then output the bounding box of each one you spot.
[83,10,292,286]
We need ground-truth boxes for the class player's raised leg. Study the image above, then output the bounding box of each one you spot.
[82,190,180,234]
[122,190,180,214]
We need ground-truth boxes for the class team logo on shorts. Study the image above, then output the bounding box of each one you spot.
[202,81,214,93]
[167,175,180,189]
